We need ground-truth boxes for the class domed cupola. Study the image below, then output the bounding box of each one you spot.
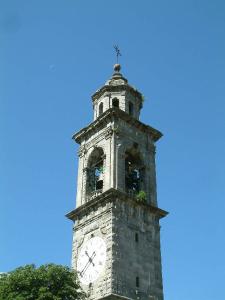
[92,64,144,121]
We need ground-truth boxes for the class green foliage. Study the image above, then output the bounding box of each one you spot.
[136,190,147,203]
[98,165,104,173]
[0,264,86,300]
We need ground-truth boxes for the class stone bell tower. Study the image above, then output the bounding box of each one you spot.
[66,64,168,300]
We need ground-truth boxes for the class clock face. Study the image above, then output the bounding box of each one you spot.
[77,236,107,285]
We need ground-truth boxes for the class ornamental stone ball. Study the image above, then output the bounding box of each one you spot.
[113,63,121,72]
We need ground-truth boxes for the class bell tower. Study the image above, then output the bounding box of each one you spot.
[66,64,168,300]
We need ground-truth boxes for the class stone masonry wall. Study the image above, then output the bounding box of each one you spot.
[76,115,158,208]
[72,200,114,299]
[114,118,158,206]
[111,198,164,300]
[75,120,115,207]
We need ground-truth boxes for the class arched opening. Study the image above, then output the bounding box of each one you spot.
[87,148,104,197]
[99,102,103,116]
[125,147,145,197]
[129,102,134,116]
[112,98,119,108]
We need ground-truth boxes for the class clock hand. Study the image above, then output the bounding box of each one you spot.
[85,251,96,266]
[80,256,95,277]
[90,251,96,266]
[85,250,91,259]
[80,260,91,277]
[80,252,96,276]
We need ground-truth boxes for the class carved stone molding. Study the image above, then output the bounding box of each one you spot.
[100,226,107,235]
[105,126,114,139]
[83,167,89,173]
[78,145,87,157]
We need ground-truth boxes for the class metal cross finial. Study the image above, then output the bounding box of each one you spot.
[114,45,121,63]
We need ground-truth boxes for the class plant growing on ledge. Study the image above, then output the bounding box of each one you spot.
[136,190,147,203]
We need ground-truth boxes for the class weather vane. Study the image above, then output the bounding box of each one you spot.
[114,45,121,64]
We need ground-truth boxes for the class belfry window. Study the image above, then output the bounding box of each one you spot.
[99,102,103,116]
[87,148,104,196]
[125,147,144,196]
[112,98,119,108]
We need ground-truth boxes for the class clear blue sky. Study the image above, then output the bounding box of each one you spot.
[1,1,225,299]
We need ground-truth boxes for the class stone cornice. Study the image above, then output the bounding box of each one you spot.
[72,108,163,144]
[65,188,168,221]
[97,294,134,300]
[92,83,143,103]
